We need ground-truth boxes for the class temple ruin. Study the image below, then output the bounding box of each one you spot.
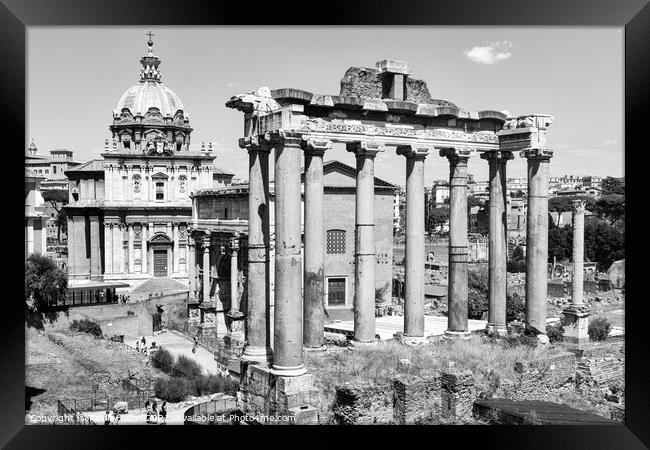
[186,59,556,422]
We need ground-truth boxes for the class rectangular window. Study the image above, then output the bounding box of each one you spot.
[156,182,164,200]
[53,166,57,174]
[327,229,346,254]
[327,278,346,306]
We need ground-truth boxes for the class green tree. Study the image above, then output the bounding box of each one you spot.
[593,194,625,226]
[41,189,70,244]
[601,177,625,196]
[426,206,449,234]
[25,254,68,329]
[548,195,595,227]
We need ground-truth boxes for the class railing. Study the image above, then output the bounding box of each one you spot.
[58,388,153,415]
[184,396,240,425]
[57,399,96,425]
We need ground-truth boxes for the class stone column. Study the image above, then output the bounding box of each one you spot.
[141,224,148,274]
[173,223,179,274]
[228,236,244,337]
[188,238,196,298]
[240,136,272,364]
[440,148,473,337]
[571,200,586,305]
[302,138,331,350]
[202,235,211,304]
[346,140,384,345]
[127,224,134,274]
[481,150,513,335]
[522,148,553,337]
[89,215,102,281]
[104,224,113,274]
[270,131,306,376]
[563,199,590,344]
[396,144,429,342]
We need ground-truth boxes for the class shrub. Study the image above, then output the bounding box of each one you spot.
[546,322,565,343]
[506,259,526,273]
[154,377,194,403]
[192,374,238,396]
[588,317,611,341]
[506,293,525,322]
[468,269,489,292]
[173,354,203,377]
[69,319,102,338]
[502,332,538,349]
[467,288,488,320]
[151,347,176,374]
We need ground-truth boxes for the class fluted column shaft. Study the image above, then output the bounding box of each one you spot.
[271,132,305,376]
[230,240,240,312]
[482,150,513,333]
[441,148,472,333]
[302,138,331,349]
[522,148,553,334]
[397,145,429,338]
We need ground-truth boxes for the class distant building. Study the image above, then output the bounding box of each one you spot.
[213,166,235,187]
[25,142,81,190]
[431,181,449,206]
[25,170,48,258]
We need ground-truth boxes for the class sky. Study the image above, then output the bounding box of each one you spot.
[27,27,624,185]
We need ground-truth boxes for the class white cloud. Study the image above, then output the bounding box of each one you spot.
[464,40,513,65]
[226,81,252,89]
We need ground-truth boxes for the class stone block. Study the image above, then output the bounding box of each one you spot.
[276,373,314,393]
[288,406,318,425]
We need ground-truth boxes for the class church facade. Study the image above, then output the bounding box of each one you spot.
[65,36,216,286]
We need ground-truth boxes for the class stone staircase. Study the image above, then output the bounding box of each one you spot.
[130,277,188,301]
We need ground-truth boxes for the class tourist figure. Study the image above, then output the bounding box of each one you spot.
[104,410,111,426]
[141,336,147,352]
[135,340,140,352]
[160,401,167,425]
[192,336,198,354]
[152,399,158,423]
[145,400,151,424]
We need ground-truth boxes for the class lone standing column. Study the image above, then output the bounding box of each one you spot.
[240,136,273,364]
[302,138,331,350]
[481,150,513,335]
[571,200,586,305]
[440,147,473,337]
[396,144,429,342]
[346,141,384,345]
[202,235,211,304]
[270,131,306,376]
[522,148,553,337]
[562,199,590,344]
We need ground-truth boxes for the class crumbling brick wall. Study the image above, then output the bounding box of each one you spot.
[493,352,576,402]
[393,374,441,424]
[440,370,476,423]
[333,382,394,424]
[576,356,624,388]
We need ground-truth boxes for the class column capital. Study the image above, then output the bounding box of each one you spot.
[263,130,303,148]
[572,199,587,212]
[396,144,430,159]
[202,235,211,250]
[480,149,514,162]
[238,135,272,153]
[520,148,553,160]
[346,140,385,158]
[301,137,332,156]
[439,147,474,163]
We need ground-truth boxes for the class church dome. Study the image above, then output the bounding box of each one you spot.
[113,34,186,117]
[115,82,185,117]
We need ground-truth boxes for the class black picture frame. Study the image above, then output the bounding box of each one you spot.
[5,0,648,447]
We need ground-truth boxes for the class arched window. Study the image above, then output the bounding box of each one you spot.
[327,229,346,254]
[178,175,187,193]
[132,174,141,193]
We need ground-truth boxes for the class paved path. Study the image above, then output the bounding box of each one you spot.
[326,315,487,340]
[132,331,222,376]
[85,404,187,425]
